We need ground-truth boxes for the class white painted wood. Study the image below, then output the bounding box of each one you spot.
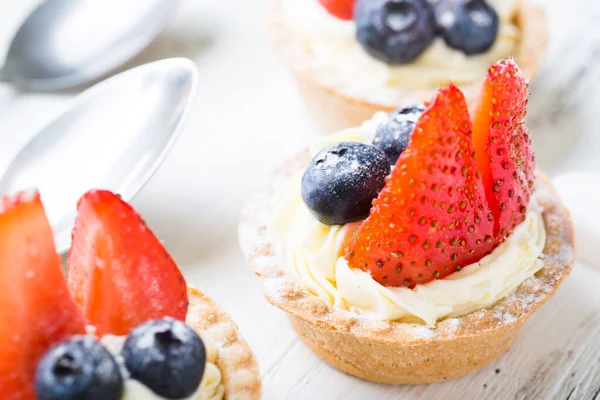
[1,0,599,399]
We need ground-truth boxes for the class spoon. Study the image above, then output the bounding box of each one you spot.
[0,0,179,90]
[0,58,199,253]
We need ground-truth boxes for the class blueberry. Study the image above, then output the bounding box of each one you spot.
[434,0,499,55]
[35,336,123,400]
[355,0,437,64]
[373,105,424,165]
[301,142,390,225]
[121,318,206,399]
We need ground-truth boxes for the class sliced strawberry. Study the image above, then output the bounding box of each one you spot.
[318,0,354,20]
[0,192,85,400]
[346,85,496,288]
[472,60,535,237]
[67,190,188,337]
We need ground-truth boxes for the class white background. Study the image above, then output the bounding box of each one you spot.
[1,0,599,399]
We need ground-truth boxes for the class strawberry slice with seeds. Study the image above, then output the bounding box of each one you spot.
[346,85,496,288]
[67,190,188,336]
[319,0,355,20]
[472,60,535,237]
[0,192,85,400]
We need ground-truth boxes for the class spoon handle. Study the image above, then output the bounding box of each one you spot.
[0,66,10,83]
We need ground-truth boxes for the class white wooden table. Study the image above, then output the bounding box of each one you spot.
[1,1,599,399]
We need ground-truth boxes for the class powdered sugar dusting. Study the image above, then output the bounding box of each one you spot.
[262,276,292,303]
[411,325,435,339]
[493,308,518,324]
[441,317,460,334]
[0,188,39,214]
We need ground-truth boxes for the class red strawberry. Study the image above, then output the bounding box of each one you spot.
[67,190,188,336]
[472,59,535,237]
[319,0,354,20]
[346,85,496,288]
[0,192,85,400]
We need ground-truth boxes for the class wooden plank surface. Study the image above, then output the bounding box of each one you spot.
[1,0,600,399]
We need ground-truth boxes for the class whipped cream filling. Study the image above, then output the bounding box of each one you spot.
[101,334,224,400]
[269,115,547,326]
[280,0,520,104]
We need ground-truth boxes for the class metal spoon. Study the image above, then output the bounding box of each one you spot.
[0,58,199,253]
[0,0,179,90]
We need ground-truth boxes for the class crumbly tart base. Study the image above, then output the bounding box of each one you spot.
[268,0,548,133]
[239,151,574,385]
[186,287,262,398]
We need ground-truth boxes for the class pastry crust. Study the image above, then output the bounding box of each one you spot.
[268,0,548,133]
[186,287,262,399]
[239,151,574,384]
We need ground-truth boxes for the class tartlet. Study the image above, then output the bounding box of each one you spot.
[240,156,573,384]
[269,0,548,133]
[186,287,262,399]
[239,60,573,384]
[0,190,261,400]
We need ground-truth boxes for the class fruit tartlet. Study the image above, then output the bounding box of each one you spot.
[270,0,547,133]
[1,190,261,400]
[240,60,573,384]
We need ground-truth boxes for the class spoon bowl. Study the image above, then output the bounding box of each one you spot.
[0,58,199,252]
[0,0,179,90]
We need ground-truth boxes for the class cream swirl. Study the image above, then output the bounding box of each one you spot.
[269,115,546,326]
[280,0,521,104]
[101,334,224,400]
